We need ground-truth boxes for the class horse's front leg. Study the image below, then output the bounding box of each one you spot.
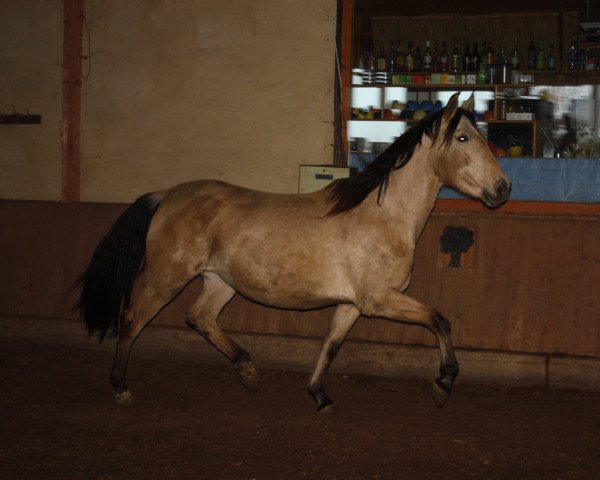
[308,304,360,413]
[363,290,459,408]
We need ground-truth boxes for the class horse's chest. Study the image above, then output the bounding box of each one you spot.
[355,242,414,290]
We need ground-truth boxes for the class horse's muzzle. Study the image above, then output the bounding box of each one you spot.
[483,179,511,208]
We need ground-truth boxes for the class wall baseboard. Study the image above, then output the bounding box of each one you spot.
[3,316,599,392]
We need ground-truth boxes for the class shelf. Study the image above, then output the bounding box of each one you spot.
[350,118,537,124]
[486,120,537,124]
[353,70,600,87]
[0,113,41,124]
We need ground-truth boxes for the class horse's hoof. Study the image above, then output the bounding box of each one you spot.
[115,390,134,405]
[235,361,258,393]
[431,379,450,408]
[317,401,335,415]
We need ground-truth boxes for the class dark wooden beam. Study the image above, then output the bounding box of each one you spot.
[62,0,83,202]
[338,0,353,165]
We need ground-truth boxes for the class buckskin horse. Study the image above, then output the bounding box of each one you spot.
[75,93,511,412]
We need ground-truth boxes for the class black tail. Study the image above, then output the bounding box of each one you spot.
[73,193,161,340]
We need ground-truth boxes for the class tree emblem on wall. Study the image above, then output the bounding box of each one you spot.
[439,226,475,268]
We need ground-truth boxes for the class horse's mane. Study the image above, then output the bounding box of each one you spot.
[325,106,475,216]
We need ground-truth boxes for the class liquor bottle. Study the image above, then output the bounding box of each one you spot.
[423,40,432,72]
[387,42,396,74]
[485,41,494,65]
[365,51,375,72]
[535,39,545,70]
[480,39,487,66]
[476,62,488,84]
[547,43,557,70]
[471,42,480,72]
[415,45,423,71]
[395,41,405,72]
[376,47,387,72]
[527,34,536,70]
[405,41,415,72]
[462,42,471,72]
[499,47,508,64]
[432,42,440,72]
[568,36,578,70]
[439,41,449,72]
[450,38,460,73]
[578,48,588,70]
[511,38,520,70]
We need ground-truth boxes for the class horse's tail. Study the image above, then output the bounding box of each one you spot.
[73,192,162,341]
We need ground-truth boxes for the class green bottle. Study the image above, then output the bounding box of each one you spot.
[476,63,487,84]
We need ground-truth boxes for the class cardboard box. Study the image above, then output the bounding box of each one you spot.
[506,112,534,120]
[298,165,352,194]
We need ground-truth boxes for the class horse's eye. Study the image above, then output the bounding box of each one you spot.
[457,134,469,142]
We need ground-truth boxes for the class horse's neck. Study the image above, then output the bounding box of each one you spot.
[383,145,442,241]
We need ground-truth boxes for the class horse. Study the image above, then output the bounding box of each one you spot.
[75,93,511,412]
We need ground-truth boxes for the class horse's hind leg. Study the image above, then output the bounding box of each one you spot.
[308,304,360,412]
[185,272,258,392]
[110,275,187,404]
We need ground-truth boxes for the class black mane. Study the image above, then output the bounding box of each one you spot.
[326,106,475,216]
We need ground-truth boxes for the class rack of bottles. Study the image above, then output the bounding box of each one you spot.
[360,35,598,85]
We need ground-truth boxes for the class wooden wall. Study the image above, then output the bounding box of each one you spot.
[1,199,598,359]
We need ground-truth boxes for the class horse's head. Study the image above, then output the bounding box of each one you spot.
[433,93,511,208]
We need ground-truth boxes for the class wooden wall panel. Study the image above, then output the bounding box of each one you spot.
[1,200,598,357]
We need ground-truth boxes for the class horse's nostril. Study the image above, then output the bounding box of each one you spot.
[496,180,510,199]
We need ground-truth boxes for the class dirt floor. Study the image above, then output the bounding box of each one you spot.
[2,340,600,480]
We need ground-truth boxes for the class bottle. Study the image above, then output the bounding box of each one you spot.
[439,41,449,72]
[480,39,487,66]
[365,51,375,72]
[485,41,494,65]
[405,41,415,72]
[535,39,545,70]
[499,98,507,120]
[462,42,471,72]
[476,62,488,84]
[395,41,405,72]
[450,38,460,73]
[387,42,396,74]
[527,34,536,70]
[543,137,554,158]
[547,43,557,70]
[376,47,387,72]
[432,42,440,72]
[568,36,578,70]
[423,40,432,72]
[578,46,587,70]
[511,38,520,70]
[499,47,508,65]
[415,45,423,71]
[471,42,480,72]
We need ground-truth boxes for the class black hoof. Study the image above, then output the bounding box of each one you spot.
[308,386,334,413]
[316,397,334,414]
[431,378,452,408]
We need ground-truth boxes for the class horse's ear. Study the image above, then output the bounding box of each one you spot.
[461,93,475,112]
[443,92,460,121]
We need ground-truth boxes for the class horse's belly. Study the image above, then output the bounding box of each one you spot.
[216,258,354,310]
